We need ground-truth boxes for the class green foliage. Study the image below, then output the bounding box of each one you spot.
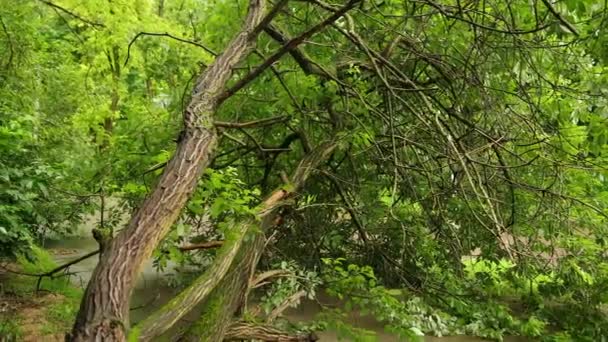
[259,260,320,315]
[0,247,82,338]
[317,257,607,341]
[11,246,82,299]
[154,167,260,282]
[313,309,379,342]
[44,299,80,334]
[127,326,141,342]
[3,0,608,340]
[0,317,22,340]
[321,258,449,340]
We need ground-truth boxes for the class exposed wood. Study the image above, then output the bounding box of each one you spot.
[250,269,291,288]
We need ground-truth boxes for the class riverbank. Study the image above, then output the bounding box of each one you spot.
[0,244,530,342]
[0,247,82,341]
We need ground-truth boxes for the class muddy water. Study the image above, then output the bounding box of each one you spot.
[45,237,522,341]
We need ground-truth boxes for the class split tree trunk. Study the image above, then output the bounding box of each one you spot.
[184,142,337,342]
[133,141,337,341]
[68,1,266,340]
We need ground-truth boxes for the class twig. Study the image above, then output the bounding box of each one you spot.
[540,0,579,35]
[267,290,307,322]
[130,293,161,311]
[222,131,248,146]
[219,0,362,103]
[143,162,168,176]
[124,32,217,67]
[214,115,290,129]
[1,249,100,292]
[38,0,104,27]
[240,129,293,153]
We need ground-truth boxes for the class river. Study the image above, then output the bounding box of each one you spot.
[44,236,525,342]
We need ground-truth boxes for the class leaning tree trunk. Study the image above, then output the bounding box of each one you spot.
[132,141,337,341]
[68,1,266,340]
[182,142,337,342]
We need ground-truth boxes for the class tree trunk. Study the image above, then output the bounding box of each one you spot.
[133,216,261,340]
[131,142,336,341]
[180,142,337,342]
[68,1,266,340]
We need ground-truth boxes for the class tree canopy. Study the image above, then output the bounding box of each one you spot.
[2,0,608,341]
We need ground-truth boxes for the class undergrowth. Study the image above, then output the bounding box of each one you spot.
[0,246,82,338]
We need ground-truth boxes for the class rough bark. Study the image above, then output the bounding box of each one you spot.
[224,322,318,341]
[180,141,337,342]
[133,142,336,341]
[68,1,267,340]
[132,217,257,340]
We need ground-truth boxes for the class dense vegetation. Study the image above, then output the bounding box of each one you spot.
[2,0,608,340]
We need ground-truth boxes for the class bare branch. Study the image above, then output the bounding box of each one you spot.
[540,0,579,35]
[250,269,292,288]
[251,0,289,36]
[214,115,291,128]
[38,0,104,27]
[263,25,327,77]
[124,31,217,67]
[219,0,362,103]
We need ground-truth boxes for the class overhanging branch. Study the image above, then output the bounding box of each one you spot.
[218,0,362,104]
[124,31,217,67]
[540,0,579,35]
[38,0,104,28]
[214,115,290,128]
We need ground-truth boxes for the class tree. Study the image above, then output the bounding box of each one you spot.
[3,0,608,341]
[68,0,360,340]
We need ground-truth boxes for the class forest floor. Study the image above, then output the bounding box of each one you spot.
[0,288,67,341]
[0,248,81,341]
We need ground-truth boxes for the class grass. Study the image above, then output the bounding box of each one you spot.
[0,245,83,339]
[44,298,80,334]
[12,246,82,297]
[0,317,22,340]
